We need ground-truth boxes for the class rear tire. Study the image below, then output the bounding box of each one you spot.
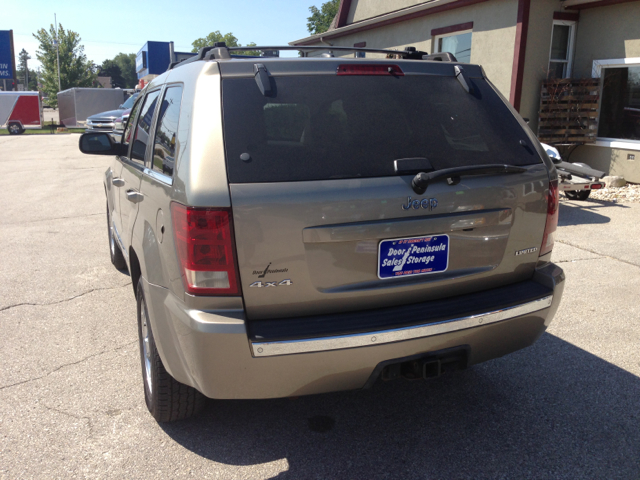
[8,122,24,135]
[565,190,591,201]
[107,202,127,271]
[137,279,206,422]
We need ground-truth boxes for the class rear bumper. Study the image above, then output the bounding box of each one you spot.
[251,295,552,357]
[143,263,564,399]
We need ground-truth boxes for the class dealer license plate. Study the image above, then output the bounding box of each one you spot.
[378,235,449,279]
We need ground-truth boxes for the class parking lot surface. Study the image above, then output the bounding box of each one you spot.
[1,134,639,479]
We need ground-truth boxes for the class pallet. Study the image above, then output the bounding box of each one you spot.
[537,78,600,145]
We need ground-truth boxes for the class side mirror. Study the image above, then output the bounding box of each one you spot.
[79,132,125,156]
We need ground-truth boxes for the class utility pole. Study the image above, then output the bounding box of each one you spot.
[19,49,31,90]
[25,53,29,90]
[54,14,61,92]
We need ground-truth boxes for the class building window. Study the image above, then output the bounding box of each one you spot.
[548,20,576,79]
[434,30,472,63]
[598,65,640,141]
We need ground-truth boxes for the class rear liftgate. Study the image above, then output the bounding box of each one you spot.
[220,59,551,354]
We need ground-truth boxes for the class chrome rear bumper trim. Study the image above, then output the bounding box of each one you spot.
[251,295,553,357]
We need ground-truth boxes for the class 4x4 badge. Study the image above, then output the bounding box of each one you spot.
[250,280,293,288]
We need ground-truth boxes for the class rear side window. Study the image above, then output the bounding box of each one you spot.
[131,89,161,164]
[222,75,541,183]
[151,86,183,176]
[122,96,143,147]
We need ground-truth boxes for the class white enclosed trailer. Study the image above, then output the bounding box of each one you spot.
[57,88,124,128]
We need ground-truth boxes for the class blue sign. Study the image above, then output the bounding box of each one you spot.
[0,31,14,79]
[136,51,147,73]
[378,235,449,279]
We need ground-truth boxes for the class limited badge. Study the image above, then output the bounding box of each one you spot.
[515,247,538,256]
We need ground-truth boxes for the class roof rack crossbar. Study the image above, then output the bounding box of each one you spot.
[169,43,456,70]
[228,45,428,58]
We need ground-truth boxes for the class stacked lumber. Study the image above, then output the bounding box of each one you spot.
[537,78,600,145]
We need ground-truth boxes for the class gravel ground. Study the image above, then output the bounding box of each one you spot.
[563,183,640,203]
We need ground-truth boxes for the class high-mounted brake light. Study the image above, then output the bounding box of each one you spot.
[336,64,404,76]
[540,179,559,257]
[171,203,240,296]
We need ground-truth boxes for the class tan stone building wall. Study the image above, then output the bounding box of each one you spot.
[301,0,519,102]
[572,2,640,78]
[348,0,427,22]
[291,0,640,182]
[518,0,561,133]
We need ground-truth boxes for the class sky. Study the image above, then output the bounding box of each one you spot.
[2,0,317,70]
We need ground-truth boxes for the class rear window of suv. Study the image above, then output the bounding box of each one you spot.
[222,74,541,183]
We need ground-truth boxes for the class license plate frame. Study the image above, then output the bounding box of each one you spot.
[377,234,450,280]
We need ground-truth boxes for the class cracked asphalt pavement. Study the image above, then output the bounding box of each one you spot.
[1,135,639,479]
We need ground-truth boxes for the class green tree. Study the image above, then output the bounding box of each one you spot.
[191,31,240,52]
[33,24,96,107]
[191,31,259,56]
[17,49,37,90]
[237,42,260,56]
[98,59,126,88]
[112,53,137,89]
[307,0,340,35]
[17,67,38,90]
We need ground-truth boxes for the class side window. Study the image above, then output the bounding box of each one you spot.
[130,89,161,165]
[151,86,183,176]
[122,95,143,147]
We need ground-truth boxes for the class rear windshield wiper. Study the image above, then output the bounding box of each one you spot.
[411,164,527,194]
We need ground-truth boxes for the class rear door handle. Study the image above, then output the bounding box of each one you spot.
[112,177,125,187]
[126,190,144,204]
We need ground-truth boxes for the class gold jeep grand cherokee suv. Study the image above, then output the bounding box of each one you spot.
[79,43,564,422]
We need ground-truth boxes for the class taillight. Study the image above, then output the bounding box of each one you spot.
[591,183,603,190]
[336,64,404,76]
[171,203,240,296]
[540,179,559,257]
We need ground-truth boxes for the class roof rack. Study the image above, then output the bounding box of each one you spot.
[169,43,458,70]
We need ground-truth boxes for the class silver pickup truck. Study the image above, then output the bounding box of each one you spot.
[85,92,139,134]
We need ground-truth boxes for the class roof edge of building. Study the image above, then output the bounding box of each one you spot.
[290,0,490,46]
